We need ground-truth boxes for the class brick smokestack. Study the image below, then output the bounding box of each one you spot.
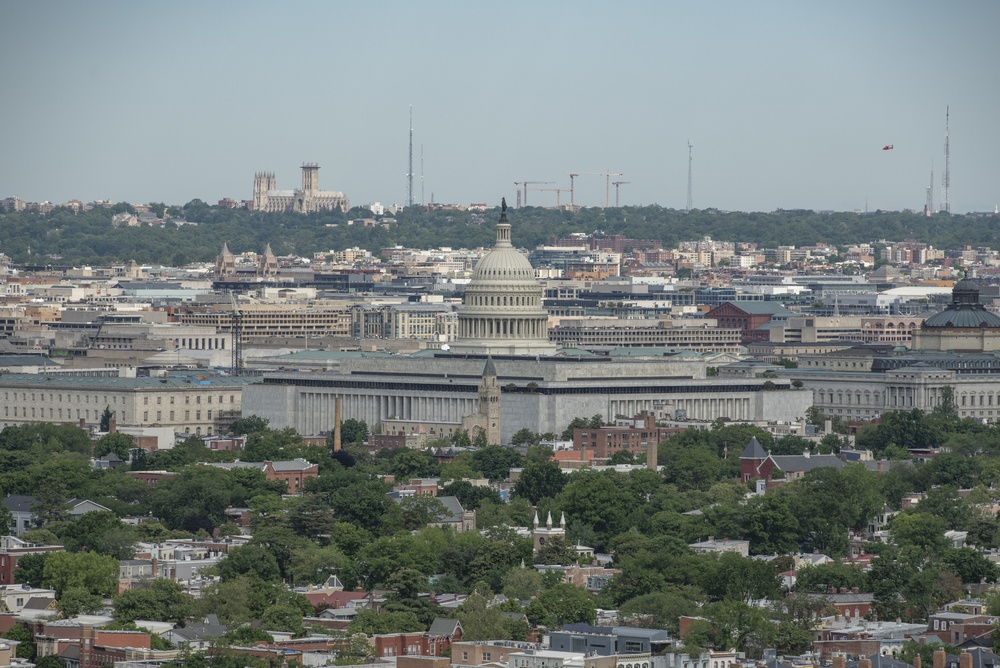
[333,396,342,451]
[960,653,972,668]
[109,416,117,433]
[934,648,946,668]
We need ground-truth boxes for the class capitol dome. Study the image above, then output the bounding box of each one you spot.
[449,207,557,356]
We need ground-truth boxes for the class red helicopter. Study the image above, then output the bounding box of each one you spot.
[882,145,894,150]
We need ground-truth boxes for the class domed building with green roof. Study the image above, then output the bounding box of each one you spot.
[912,276,1000,352]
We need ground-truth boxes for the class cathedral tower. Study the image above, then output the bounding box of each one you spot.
[301,163,320,194]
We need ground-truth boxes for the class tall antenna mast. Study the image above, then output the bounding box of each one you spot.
[941,105,950,213]
[420,144,425,206]
[686,140,693,212]
[407,105,414,207]
[924,160,934,216]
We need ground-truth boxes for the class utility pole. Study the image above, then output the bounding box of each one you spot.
[686,140,693,212]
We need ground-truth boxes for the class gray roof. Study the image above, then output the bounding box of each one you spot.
[944,649,1000,668]
[2,495,37,513]
[771,454,846,473]
[434,496,466,523]
[428,618,462,637]
[0,374,258,390]
[714,301,796,316]
[0,355,60,367]
[740,437,768,459]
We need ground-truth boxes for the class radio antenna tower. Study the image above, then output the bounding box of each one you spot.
[420,144,425,206]
[924,160,934,216]
[407,105,414,207]
[941,106,951,213]
[686,140,694,212]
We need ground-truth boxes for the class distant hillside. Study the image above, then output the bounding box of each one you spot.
[2,201,998,267]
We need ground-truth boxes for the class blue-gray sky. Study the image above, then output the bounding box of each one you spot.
[2,1,998,213]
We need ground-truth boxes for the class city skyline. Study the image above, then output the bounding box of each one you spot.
[2,1,999,213]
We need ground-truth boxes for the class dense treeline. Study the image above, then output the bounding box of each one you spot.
[7,400,1000,660]
[3,202,999,266]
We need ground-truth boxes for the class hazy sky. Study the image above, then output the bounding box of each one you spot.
[2,1,998,213]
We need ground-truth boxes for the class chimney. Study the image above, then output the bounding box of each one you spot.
[824,419,833,434]
[333,396,342,451]
[833,655,846,668]
[933,648,946,668]
[914,655,921,668]
[647,440,657,471]
[960,653,972,668]
[79,418,86,429]
[109,416,117,433]
[859,658,872,668]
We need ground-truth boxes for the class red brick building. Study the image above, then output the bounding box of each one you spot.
[0,536,64,586]
[704,302,794,341]
[573,413,678,464]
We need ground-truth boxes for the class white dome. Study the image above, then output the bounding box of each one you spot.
[450,210,557,356]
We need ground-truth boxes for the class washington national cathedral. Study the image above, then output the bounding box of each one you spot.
[251,163,349,214]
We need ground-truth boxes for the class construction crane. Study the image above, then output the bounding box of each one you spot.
[531,187,571,209]
[612,181,630,208]
[570,171,623,209]
[229,290,243,375]
[513,181,553,207]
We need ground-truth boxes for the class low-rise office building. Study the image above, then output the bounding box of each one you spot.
[0,374,256,436]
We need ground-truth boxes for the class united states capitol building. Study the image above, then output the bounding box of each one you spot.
[250,163,349,214]
[243,206,812,442]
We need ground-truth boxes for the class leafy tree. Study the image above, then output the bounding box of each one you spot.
[533,536,577,566]
[228,415,270,436]
[471,446,523,481]
[58,586,104,617]
[113,578,191,624]
[398,496,449,530]
[94,432,137,459]
[513,460,565,504]
[440,480,503,511]
[349,608,424,635]
[502,566,542,601]
[940,547,1000,584]
[391,449,441,480]
[14,552,54,587]
[217,544,282,583]
[31,479,72,527]
[150,467,234,533]
[530,583,597,626]
[511,428,539,447]
[457,584,509,641]
[221,626,274,645]
[618,591,697,633]
[795,562,867,593]
[891,512,949,556]
[340,419,369,445]
[42,550,118,598]
[2,624,35,659]
[59,511,138,559]
[100,406,114,432]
